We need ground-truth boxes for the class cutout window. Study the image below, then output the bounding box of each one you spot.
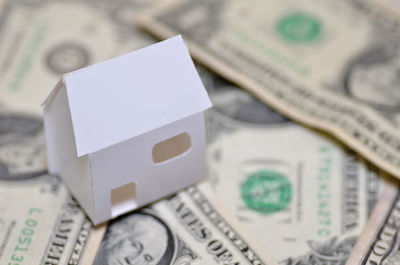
[111,182,137,218]
[152,132,191,163]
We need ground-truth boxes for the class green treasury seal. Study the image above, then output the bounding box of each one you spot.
[241,170,292,214]
[276,11,322,43]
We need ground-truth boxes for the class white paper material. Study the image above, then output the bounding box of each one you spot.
[42,36,212,224]
[43,86,95,218]
[66,35,211,157]
[90,112,206,224]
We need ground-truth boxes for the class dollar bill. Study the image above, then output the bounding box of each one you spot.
[346,180,400,265]
[0,0,157,115]
[93,183,278,265]
[139,0,400,180]
[0,108,106,265]
[0,176,107,265]
[200,68,386,264]
[0,108,46,179]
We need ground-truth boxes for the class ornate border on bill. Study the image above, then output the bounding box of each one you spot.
[346,180,400,265]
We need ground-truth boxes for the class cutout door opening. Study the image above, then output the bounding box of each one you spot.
[152,132,191,163]
[111,182,137,218]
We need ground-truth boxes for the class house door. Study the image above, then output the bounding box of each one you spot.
[110,181,137,218]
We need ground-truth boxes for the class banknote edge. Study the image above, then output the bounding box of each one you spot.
[346,181,398,265]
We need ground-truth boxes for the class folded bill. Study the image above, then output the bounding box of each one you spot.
[139,0,400,180]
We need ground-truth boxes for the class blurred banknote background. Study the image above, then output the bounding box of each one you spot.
[0,0,399,264]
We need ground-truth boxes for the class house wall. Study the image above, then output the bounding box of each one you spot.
[90,112,206,223]
[43,86,95,220]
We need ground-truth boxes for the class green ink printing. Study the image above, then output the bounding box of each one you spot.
[277,11,322,43]
[241,170,292,214]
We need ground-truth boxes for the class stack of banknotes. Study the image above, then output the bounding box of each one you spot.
[0,0,399,264]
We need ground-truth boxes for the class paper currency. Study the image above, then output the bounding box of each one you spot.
[0,176,106,265]
[0,109,46,179]
[0,108,105,265]
[200,68,386,264]
[139,0,400,180]
[346,180,400,265]
[93,183,278,265]
[0,0,156,115]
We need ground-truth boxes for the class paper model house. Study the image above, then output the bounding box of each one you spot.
[42,36,212,225]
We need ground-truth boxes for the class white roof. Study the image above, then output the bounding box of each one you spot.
[44,36,212,156]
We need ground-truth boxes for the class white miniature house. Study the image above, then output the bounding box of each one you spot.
[42,36,212,225]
